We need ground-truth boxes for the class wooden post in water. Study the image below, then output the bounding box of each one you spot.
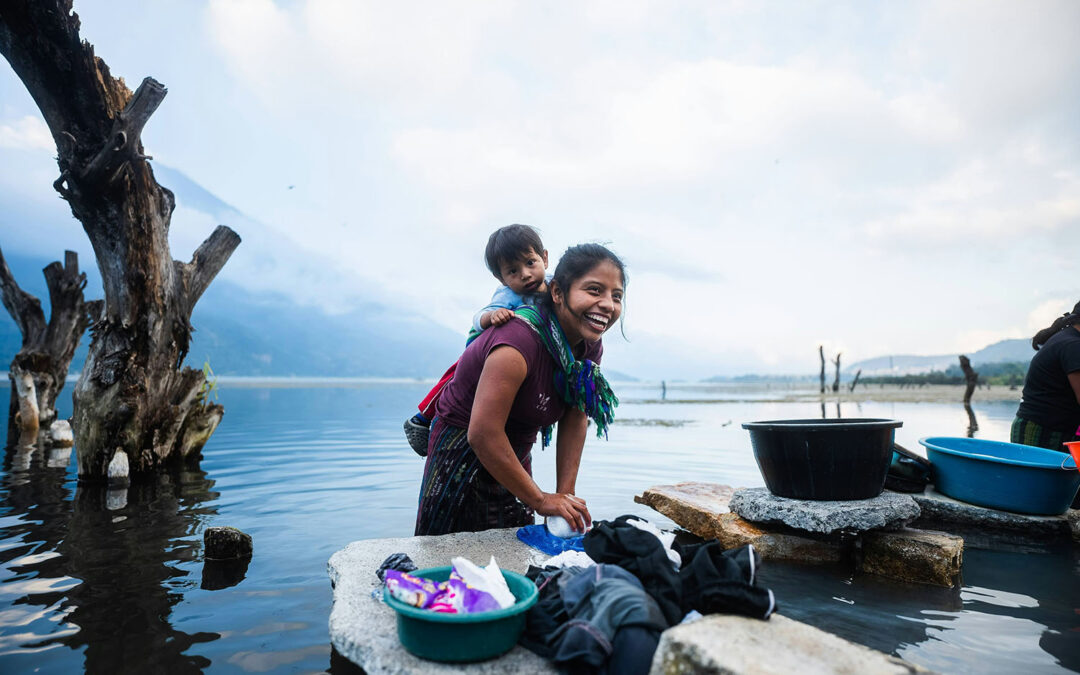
[819,345,826,394]
[832,352,842,393]
[848,369,862,393]
[959,355,978,405]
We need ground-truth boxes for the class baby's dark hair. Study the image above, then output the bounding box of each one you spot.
[542,243,628,337]
[1031,299,1080,350]
[484,224,545,281]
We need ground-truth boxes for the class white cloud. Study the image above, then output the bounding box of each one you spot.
[2,0,1071,378]
[0,115,53,152]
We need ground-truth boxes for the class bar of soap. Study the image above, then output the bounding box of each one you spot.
[545,516,577,539]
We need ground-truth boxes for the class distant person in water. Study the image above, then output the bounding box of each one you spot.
[415,243,624,535]
[1012,300,1080,506]
[403,224,551,455]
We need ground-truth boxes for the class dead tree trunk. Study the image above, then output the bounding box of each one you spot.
[0,3,240,480]
[818,345,825,394]
[959,355,978,405]
[0,248,100,447]
[848,369,861,393]
[831,352,842,393]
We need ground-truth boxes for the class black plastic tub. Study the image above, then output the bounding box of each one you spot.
[742,418,903,500]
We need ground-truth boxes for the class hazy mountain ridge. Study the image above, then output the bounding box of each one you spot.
[843,339,1034,376]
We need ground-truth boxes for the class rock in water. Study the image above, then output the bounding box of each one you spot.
[107,451,129,488]
[205,526,254,560]
[49,420,74,447]
[729,488,920,535]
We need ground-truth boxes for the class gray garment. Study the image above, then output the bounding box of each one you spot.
[549,564,667,669]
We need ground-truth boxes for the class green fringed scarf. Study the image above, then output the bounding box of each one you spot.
[513,305,619,447]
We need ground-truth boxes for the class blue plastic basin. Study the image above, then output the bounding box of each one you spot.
[918,437,1080,515]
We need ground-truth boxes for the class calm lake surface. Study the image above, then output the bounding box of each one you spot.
[1,381,1077,674]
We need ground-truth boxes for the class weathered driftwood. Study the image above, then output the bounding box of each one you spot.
[0,2,240,478]
[0,247,100,447]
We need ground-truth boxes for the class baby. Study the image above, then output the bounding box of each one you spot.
[404,224,551,455]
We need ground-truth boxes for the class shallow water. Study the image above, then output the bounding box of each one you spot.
[0,381,1076,674]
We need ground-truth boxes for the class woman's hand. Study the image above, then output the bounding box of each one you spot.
[535,492,591,533]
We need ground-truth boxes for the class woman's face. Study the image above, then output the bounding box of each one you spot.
[552,260,624,345]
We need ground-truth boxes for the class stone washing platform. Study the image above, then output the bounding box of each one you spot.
[912,488,1080,542]
[636,482,963,586]
[328,529,554,674]
[328,528,929,674]
[657,613,932,675]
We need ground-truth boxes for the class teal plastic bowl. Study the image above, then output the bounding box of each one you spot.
[919,437,1080,515]
[383,566,538,663]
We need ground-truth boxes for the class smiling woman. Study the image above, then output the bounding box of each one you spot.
[415,244,626,536]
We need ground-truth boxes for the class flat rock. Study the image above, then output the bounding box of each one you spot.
[634,482,734,539]
[859,529,963,587]
[912,488,1077,540]
[328,528,555,674]
[636,484,843,563]
[650,613,933,675]
[729,488,921,535]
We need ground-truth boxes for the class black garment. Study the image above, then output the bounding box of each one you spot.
[374,553,417,581]
[1017,326,1080,433]
[678,541,774,619]
[583,515,684,625]
[521,564,667,674]
[604,626,659,675]
[584,515,777,623]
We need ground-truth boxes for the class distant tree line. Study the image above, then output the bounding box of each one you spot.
[861,361,1028,388]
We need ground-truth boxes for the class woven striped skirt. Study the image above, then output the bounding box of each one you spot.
[1010,416,1076,452]
[414,417,535,536]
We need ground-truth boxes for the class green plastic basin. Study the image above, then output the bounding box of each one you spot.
[383,566,539,663]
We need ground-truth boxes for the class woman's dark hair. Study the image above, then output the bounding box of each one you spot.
[543,243,628,337]
[1032,300,1080,350]
[484,224,545,280]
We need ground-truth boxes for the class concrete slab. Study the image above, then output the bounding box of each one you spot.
[911,487,1077,540]
[327,528,556,674]
[651,613,934,674]
[730,488,920,535]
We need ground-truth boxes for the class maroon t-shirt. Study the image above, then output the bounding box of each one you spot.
[436,317,603,449]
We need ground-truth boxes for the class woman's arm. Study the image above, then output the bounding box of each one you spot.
[555,406,587,495]
[468,346,591,531]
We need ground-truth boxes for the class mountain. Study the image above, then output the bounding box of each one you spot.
[0,159,471,378]
[844,339,1034,377]
[0,248,465,378]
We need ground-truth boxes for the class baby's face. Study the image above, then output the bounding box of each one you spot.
[498,248,549,296]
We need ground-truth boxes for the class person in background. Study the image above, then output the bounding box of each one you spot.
[415,243,625,536]
[1012,299,1080,506]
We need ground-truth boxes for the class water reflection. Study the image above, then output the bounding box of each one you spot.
[964,403,979,437]
[0,446,221,672]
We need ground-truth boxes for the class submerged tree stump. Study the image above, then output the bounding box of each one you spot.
[0,247,99,446]
[0,2,240,478]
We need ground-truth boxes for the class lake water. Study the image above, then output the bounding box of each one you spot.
[0,381,1077,674]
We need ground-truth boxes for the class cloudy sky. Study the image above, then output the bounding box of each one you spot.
[2,0,1078,378]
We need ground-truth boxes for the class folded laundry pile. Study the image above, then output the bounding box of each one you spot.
[518,515,777,675]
